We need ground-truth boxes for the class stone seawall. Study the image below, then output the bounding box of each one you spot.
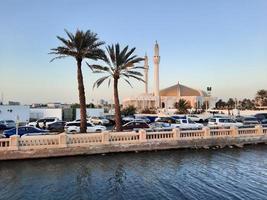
[1,135,266,160]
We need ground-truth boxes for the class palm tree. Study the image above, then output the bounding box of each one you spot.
[50,29,105,133]
[174,99,191,114]
[88,44,144,131]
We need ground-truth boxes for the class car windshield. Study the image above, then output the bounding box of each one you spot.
[6,120,15,123]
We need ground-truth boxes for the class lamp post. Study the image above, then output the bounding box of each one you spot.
[16,115,19,135]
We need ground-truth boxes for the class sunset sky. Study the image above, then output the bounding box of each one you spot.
[0,0,266,104]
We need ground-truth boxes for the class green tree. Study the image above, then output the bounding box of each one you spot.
[50,29,105,132]
[240,98,255,110]
[121,105,137,116]
[256,89,267,106]
[174,99,191,114]
[215,99,227,109]
[227,98,235,109]
[89,44,144,131]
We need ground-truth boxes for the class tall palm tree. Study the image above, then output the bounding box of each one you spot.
[50,29,105,133]
[88,44,144,131]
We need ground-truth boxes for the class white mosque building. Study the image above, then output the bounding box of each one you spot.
[122,41,216,111]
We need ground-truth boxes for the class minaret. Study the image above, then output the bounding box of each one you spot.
[144,53,149,94]
[153,41,160,107]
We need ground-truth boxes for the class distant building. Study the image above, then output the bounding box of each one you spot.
[47,102,62,108]
[123,41,217,111]
[0,105,30,122]
[30,108,62,120]
[31,103,44,108]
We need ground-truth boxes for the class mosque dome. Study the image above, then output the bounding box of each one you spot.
[159,82,208,97]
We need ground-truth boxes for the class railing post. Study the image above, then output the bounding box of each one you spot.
[230,126,238,137]
[139,129,147,142]
[203,127,210,138]
[58,133,68,148]
[173,128,180,140]
[9,135,19,150]
[255,125,263,135]
[102,131,110,144]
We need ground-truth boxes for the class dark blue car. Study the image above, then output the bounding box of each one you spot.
[3,126,48,137]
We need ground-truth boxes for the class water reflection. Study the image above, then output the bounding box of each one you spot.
[0,145,266,200]
[108,164,127,193]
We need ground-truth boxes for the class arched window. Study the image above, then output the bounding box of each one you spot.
[161,102,165,108]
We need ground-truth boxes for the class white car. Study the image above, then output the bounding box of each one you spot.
[89,116,110,125]
[28,117,60,128]
[188,114,208,123]
[208,117,243,128]
[170,118,203,129]
[64,122,106,133]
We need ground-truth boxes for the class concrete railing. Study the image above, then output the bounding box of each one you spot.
[0,125,266,151]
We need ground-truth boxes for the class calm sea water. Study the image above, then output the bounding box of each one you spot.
[0,145,267,200]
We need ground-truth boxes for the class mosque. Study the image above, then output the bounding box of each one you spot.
[122,42,216,111]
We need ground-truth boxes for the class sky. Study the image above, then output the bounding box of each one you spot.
[0,0,266,104]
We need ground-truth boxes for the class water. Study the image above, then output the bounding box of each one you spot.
[0,145,267,200]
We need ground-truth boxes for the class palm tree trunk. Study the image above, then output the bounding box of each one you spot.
[77,58,87,133]
[113,78,122,131]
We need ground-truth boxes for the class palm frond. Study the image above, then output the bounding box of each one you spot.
[123,78,133,88]
[124,70,143,77]
[93,75,110,88]
[127,74,145,82]
[50,29,105,62]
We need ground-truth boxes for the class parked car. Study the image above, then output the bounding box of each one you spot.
[64,122,106,133]
[155,117,177,124]
[28,117,60,129]
[187,114,208,123]
[47,121,66,132]
[261,119,267,125]
[149,122,173,131]
[254,113,267,122]
[170,118,203,129]
[208,117,243,127]
[122,116,135,123]
[0,120,16,129]
[3,126,49,137]
[171,115,187,120]
[236,116,259,125]
[0,124,8,131]
[122,121,150,131]
[135,116,151,124]
[104,115,116,125]
[89,116,110,125]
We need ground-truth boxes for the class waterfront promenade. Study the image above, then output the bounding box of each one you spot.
[0,125,266,160]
